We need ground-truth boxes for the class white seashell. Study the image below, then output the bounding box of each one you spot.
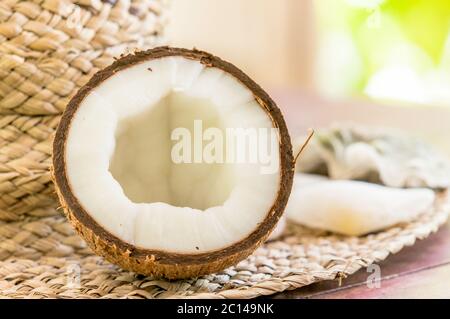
[296,125,450,189]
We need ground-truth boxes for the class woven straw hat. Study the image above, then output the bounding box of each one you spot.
[0,0,168,115]
[0,115,57,221]
[0,0,169,221]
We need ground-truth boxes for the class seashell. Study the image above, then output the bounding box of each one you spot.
[296,124,450,189]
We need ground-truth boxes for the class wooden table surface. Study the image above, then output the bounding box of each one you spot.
[270,90,450,299]
[272,220,450,298]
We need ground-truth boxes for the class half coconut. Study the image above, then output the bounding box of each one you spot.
[52,47,294,279]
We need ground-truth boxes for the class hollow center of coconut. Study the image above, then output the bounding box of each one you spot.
[110,92,233,210]
[65,56,280,253]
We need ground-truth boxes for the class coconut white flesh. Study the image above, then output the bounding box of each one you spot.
[286,174,435,236]
[65,57,280,253]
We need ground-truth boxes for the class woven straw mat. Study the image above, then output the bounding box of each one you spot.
[0,191,448,298]
[0,0,169,115]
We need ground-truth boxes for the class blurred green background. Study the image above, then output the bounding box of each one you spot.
[315,0,450,106]
[169,0,450,107]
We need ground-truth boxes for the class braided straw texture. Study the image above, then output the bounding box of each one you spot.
[0,192,448,299]
[0,0,169,115]
[0,115,58,221]
[0,0,168,218]
[0,212,90,261]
